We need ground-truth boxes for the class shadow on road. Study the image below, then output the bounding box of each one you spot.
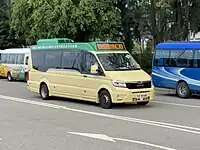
[32,95,155,110]
[157,92,200,100]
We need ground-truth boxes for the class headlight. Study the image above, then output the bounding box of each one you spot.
[112,80,126,88]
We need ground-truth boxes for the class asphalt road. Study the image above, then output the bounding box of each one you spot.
[0,79,200,150]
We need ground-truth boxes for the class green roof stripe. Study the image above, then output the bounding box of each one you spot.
[31,38,126,52]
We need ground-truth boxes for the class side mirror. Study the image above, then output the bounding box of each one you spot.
[90,64,100,74]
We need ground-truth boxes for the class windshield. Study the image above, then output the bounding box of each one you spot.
[97,53,140,71]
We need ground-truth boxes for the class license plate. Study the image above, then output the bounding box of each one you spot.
[135,94,147,98]
[133,94,148,101]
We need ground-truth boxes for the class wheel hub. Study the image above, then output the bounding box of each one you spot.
[41,87,47,98]
[179,85,187,95]
[103,95,109,104]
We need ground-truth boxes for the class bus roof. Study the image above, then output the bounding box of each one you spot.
[156,41,200,50]
[1,48,30,54]
[31,38,126,52]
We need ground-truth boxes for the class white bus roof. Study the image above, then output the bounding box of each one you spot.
[1,48,30,54]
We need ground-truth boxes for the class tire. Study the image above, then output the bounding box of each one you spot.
[176,82,191,98]
[40,83,49,100]
[7,72,13,81]
[137,101,149,106]
[99,90,112,109]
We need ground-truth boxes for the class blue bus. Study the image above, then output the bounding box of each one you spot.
[152,41,200,98]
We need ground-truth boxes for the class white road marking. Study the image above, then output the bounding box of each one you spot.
[68,132,176,150]
[153,101,200,109]
[1,94,200,135]
[113,137,176,150]
[68,132,116,142]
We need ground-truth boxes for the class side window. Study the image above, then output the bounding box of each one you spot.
[194,50,200,68]
[170,50,193,67]
[8,54,17,64]
[16,54,25,64]
[154,50,170,66]
[62,51,82,72]
[45,51,62,68]
[1,54,8,63]
[82,52,99,74]
[32,51,46,71]
[6,54,10,64]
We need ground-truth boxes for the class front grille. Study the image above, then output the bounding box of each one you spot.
[126,81,151,89]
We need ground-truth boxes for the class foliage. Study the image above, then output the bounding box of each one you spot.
[74,0,121,41]
[6,0,200,71]
[0,3,20,49]
[148,0,200,44]
[11,0,121,44]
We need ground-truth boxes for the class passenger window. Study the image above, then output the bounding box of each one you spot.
[8,54,17,64]
[193,50,200,68]
[16,54,25,64]
[45,51,62,68]
[82,52,99,74]
[1,54,8,63]
[32,51,46,71]
[62,51,82,72]
[154,50,170,66]
[170,50,193,68]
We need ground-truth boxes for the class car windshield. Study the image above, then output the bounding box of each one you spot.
[97,53,140,71]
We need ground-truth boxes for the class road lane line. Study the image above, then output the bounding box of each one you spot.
[68,132,176,150]
[1,94,200,135]
[68,132,116,142]
[153,101,200,109]
[113,137,176,150]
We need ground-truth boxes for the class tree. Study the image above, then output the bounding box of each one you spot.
[148,0,200,45]
[11,0,121,44]
[74,0,121,41]
[11,0,76,44]
[0,3,19,49]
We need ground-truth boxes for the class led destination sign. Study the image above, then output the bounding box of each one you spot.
[96,43,125,50]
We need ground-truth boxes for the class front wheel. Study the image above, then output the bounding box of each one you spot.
[176,82,191,98]
[99,90,112,109]
[40,84,49,100]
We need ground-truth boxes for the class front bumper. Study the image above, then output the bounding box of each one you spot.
[111,87,155,103]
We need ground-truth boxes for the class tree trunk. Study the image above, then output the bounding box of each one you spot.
[150,0,157,47]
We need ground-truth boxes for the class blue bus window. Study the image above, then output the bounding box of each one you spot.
[154,50,170,66]
[194,50,200,68]
[170,50,193,68]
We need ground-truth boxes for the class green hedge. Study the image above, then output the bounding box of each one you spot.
[132,49,153,74]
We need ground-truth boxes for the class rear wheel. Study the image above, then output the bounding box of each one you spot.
[7,72,13,81]
[176,82,191,98]
[99,90,112,109]
[40,83,49,100]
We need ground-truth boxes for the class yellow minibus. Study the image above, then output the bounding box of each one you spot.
[27,38,154,109]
